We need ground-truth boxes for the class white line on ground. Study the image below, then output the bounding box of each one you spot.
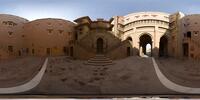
[152,57,200,94]
[0,58,48,94]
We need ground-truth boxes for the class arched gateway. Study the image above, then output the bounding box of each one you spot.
[139,34,152,57]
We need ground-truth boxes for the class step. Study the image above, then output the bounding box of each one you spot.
[85,62,114,66]
[89,58,111,61]
[91,56,109,59]
[84,55,114,66]
[87,60,113,63]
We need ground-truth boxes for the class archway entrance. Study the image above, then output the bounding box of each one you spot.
[159,36,168,57]
[139,34,152,57]
[96,38,103,54]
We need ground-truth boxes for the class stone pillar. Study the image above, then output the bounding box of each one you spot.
[152,26,159,57]
[136,40,140,56]
[139,46,143,57]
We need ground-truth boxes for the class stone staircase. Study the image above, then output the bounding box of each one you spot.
[84,54,114,66]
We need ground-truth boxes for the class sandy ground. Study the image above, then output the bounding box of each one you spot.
[156,57,200,88]
[0,57,44,87]
[29,56,175,95]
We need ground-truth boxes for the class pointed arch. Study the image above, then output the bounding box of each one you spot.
[159,35,168,57]
[139,33,152,57]
[96,38,104,54]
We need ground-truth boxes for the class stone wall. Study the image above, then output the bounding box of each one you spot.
[0,14,28,59]
[23,18,75,57]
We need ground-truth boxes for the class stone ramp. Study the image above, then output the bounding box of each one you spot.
[85,54,114,66]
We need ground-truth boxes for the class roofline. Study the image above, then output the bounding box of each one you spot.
[124,11,170,18]
[74,16,91,23]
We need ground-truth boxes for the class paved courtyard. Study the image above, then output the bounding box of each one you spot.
[29,56,174,94]
[1,56,200,94]
[0,57,44,88]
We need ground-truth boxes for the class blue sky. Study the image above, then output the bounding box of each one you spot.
[0,0,200,21]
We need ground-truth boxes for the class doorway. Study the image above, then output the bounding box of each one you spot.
[183,43,189,57]
[70,46,73,57]
[96,38,104,54]
[46,48,50,56]
[159,36,168,57]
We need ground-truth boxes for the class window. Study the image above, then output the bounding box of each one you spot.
[193,31,199,36]
[63,47,69,55]
[13,23,17,26]
[47,29,53,34]
[75,33,78,40]
[68,32,71,36]
[190,53,194,58]
[2,21,7,25]
[187,31,192,38]
[32,43,34,47]
[156,20,159,24]
[18,50,21,56]
[152,15,157,17]
[26,48,29,53]
[8,46,13,52]
[8,31,13,36]
[164,16,169,19]
[143,15,148,17]
[9,22,12,25]
[2,21,17,26]
[126,18,130,21]
[47,22,51,26]
[58,30,64,34]
[135,16,140,18]
[172,36,175,41]
[32,49,35,54]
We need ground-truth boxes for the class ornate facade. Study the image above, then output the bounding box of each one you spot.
[0,12,200,60]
